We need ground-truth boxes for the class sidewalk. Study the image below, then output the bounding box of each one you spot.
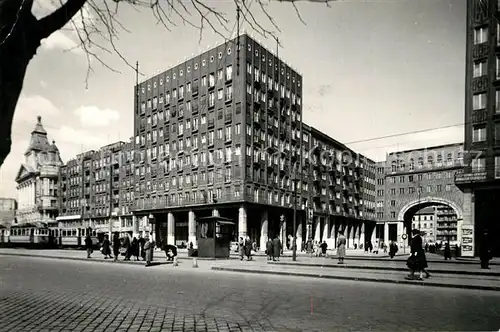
[263,256,500,276]
[1,248,499,292]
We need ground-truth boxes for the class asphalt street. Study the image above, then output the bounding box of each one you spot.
[0,256,499,332]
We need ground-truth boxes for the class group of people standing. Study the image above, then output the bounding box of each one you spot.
[84,232,155,266]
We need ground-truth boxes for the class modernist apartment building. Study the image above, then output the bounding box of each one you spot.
[374,143,464,247]
[14,116,62,228]
[57,141,145,240]
[132,34,377,249]
[455,0,500,256]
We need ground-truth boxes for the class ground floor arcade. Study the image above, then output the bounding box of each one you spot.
[134,204,376,252]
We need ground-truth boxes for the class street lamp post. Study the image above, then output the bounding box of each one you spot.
[417,177,421,230]
[292,173,299,262]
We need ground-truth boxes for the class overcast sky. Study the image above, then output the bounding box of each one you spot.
[0,0,465,198]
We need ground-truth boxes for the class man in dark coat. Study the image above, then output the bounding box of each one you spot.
[480,231,492,269]
[266,238,273,261]
[272,236,282,261]
[85,235,93,258]
[138,236,146,260]
[112,232,121,262]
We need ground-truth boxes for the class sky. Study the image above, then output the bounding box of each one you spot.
[0,0,466,198]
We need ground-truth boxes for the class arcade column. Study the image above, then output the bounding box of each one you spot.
[260,211,268,251]
[167,212,175,245]
[296,215,303,251]
[384,222,389,245]
[188,210,196,248]
[397,221,404,245]
[238,205,247,239]
[322,218,329,242]
[359,223,365,249]
[313,217,321,243]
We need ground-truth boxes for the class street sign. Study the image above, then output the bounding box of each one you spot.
[401,234,408,240]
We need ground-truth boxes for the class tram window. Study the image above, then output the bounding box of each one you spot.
[72,230,77,236]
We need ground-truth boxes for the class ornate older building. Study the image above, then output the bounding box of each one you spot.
[375,143,464,248]
[14,116,62,227]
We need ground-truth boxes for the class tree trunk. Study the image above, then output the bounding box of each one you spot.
[0,0,88,169]
[0,1,39,169]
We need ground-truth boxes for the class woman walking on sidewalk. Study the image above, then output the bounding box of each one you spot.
[406,229,430,280]
[101,235,112,259]
[336,231,346,264]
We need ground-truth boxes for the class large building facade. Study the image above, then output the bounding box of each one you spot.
[374,143,464,248]
[14,116,62,228]
[455,0,500,257]
[132,34,377,249]
[57,141,143,241]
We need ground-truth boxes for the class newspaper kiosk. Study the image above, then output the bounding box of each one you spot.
[196,216,235,258]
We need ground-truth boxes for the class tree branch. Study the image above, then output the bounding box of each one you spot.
[37,0,89,40]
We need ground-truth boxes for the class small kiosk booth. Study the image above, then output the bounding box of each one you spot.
[196,216,235,258]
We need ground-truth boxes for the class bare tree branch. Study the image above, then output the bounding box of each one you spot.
[37,0,88,39]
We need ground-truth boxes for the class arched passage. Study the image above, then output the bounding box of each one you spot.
[398,197,463,246]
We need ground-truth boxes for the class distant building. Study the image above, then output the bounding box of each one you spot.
[0,198,17,229]
[412,206,437,243]
[374,143,464,246]
[57,140,139,240]
[14,116,62,227]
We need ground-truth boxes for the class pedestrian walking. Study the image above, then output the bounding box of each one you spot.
[319,241,328,257]
[123,235,131,261]
[336,231,346,264]
[272,235,282,261]
[138,236,146,261]
[112,232,120,262]
[479,231,492,269]
[389,241,398,259]
[85,235,93,258]
[131,237,139,261]
[101,235,112,259]
[244,235,253,260]
[444,242,452,260]
[144,236,154,266]
[266,238,273,261]
[238,237,245,260]
[406,229,430,280]
[306,239,313,258]
[164,244,178,261]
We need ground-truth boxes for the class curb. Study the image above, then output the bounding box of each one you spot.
[210,267,500,292]
[266,262,500,277]
[0,252,173,267]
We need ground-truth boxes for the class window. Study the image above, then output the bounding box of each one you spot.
[225,85,233,101]
[496,90,500,113]
[473,125,486,142]
[226,65,232,80]
[209,73,215,87]
[472,157,486,172]
[446,184,451,191]
[225,126,232,141]
[496,123,500,140]
[473,93,487,110]
[235,123,241,135]
[495,156,500,178]
[474,27,488,44]
[473,61,488,78]
[209,92,215,107]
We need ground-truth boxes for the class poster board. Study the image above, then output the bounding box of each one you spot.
[461,225,474,257]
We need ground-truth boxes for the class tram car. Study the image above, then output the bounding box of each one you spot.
[8,223,52,248]
[3,224,100,249]
[58,228,100,248]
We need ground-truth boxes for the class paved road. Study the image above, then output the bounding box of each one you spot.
[0,256,499,332]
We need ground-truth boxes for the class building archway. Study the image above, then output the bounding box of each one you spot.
[398,196,463,246]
